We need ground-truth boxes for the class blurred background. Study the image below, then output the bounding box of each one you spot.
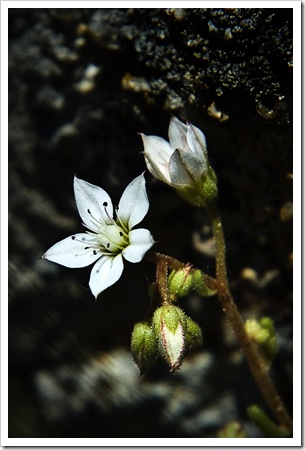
[8,8,292,438]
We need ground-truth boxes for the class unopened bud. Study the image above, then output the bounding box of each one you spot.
[184,317,203,350]
[192,269,216,297]
[131,322,158,374]
[168,266,193,300]
[153,305,187,372]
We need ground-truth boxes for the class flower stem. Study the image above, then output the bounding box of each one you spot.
[209,203,292,433]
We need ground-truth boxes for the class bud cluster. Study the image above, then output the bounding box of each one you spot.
[131,304,203,373]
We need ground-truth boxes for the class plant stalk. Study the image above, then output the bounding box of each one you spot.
[209,203,292,433]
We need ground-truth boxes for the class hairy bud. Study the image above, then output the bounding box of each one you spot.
[184,316,203,350]
[168,266,193,300]
[131,322,158,374]
[192,269,216,297]
[153,305,187,372]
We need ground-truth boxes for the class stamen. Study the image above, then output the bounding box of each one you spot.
[103,204,113,222]
[70,235,100,252]
[86,207,107,228]
[103,205,127,237]
[115,208,129,234]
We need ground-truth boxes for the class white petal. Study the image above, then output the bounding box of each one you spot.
[144,152,171,184]
[186,123,208,161]
[168,149,194,186]
[122,228,154,263]
[89,254,124,298]
[169,148,206,186]
[42,233,101,268]
[168,116,189,151]
[74,176,114,232]
[161,322,185,371]
[117,173,149,230]
[140,134,172,183]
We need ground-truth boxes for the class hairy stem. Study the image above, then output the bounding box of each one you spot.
[209,203,292,433]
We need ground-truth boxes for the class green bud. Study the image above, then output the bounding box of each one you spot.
[177,167,218,208]
[192,269,216,297]
[184,317,203,350]
[245,317,277,365]
[131,322,158,374]
[152,305,187,372]
[168,267,193,300]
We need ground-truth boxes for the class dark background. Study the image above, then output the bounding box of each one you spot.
[8,8,293,438]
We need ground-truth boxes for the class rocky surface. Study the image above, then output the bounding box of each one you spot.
[8,8,292,438]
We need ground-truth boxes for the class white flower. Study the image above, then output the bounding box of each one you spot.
[140,116,209,188]
[42,174,154,298]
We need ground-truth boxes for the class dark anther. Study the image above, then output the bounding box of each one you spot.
[119,232,123,236]
[87,208,91,214]
[71,236,76,240]
[93,250,97,255]
[103,202,108,207]
[107,243,110,248]
[84,247,90,250]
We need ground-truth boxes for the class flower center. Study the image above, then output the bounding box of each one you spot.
[84,204,130,255]
[96,223,129,253]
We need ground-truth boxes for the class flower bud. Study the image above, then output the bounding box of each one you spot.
[152,305,187,372]
[191,269,216,297]
[168,266,193,300]
[245,317,277,365]
[184,317,203,350]
[141,116,218,208]
[131,322,158,374]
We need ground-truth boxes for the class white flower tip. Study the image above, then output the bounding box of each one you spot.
[139,133,149,145]
[73,174,80,189]
[170,114,180,122]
